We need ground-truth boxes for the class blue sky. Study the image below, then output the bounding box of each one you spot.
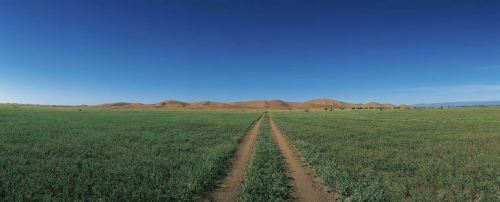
[1,0,499,105]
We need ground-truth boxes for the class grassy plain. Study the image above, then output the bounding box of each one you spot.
[271,107,500,201]
[239,113,291,201]
[0,106,261,201]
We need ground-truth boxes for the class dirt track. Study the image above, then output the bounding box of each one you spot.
[207,115,263,202]
[269,115,336,202]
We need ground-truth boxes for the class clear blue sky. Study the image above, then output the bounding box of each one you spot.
[1,0,499,105]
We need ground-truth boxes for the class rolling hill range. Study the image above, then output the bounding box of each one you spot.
[95,98,405,110]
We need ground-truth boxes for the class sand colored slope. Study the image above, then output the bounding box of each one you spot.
[189,101,228,109]
[96,102,148,108]
[305,98,345,105]
[303,98,348,109]
[285,102,314,109]
[103,102,132,107]
[265,100,290,108]
[154,100,188,108]
[207,115,264,202]
[382,103,396,108]
[227,100,267,109]
[361,102,382,108]
[94,98,408,110]
[269,115,336,201]
[128,103,146,108]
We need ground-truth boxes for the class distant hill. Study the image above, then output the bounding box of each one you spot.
[94,98,406,110]
[413,101,500,107]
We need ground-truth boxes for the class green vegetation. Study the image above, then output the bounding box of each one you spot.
[239,114,291,201]
[271,107,500,201]
[3,105,500,201]
[0,106,261,201]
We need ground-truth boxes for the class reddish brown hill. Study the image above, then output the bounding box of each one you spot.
[129,103,146,107]
[285,102,311,109]
[189,101,228,109]
[361,102,382,108]
[154,100,188,108]
[228,100,268,109]
[305,98,345,105]
[109,102,132,107]
[96,102,151,108]
[302,98,352,109]
[94,99,407,110]
[227,100,291,109]
[266,100,290,108]
[382,103,396,108]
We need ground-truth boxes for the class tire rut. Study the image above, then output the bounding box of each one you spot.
[269,115,336,202]
[207,114,264,202]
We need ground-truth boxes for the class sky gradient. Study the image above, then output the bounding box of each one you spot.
[1,0,499,105]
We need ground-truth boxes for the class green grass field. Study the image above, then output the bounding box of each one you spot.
[0,106,261,201]
[271,107,500,201]
[239,113,291,201]
[2,106,500,201]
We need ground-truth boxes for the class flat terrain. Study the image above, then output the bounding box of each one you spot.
[0,106,261,201]
[239,113,291,201]
[209,115,263,201]
[1,105,499,201]
[272,107,500,201]
[269,115,335,201]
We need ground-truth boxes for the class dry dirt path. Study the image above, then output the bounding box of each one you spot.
[207,115,263,202]
[269,115,336,202]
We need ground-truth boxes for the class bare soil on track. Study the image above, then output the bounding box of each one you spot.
[207,115,263,202]
[269,115,337,202]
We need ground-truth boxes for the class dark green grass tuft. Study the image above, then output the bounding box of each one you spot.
[239,114,291,202]
[272,107,500,201]
[0,106,261,201]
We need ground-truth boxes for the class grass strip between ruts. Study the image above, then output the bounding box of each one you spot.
[239,113,291,201]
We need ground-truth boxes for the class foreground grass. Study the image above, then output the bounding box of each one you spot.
[0,106,261,201]
[239,113,291,201]
[272,107,500,201]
